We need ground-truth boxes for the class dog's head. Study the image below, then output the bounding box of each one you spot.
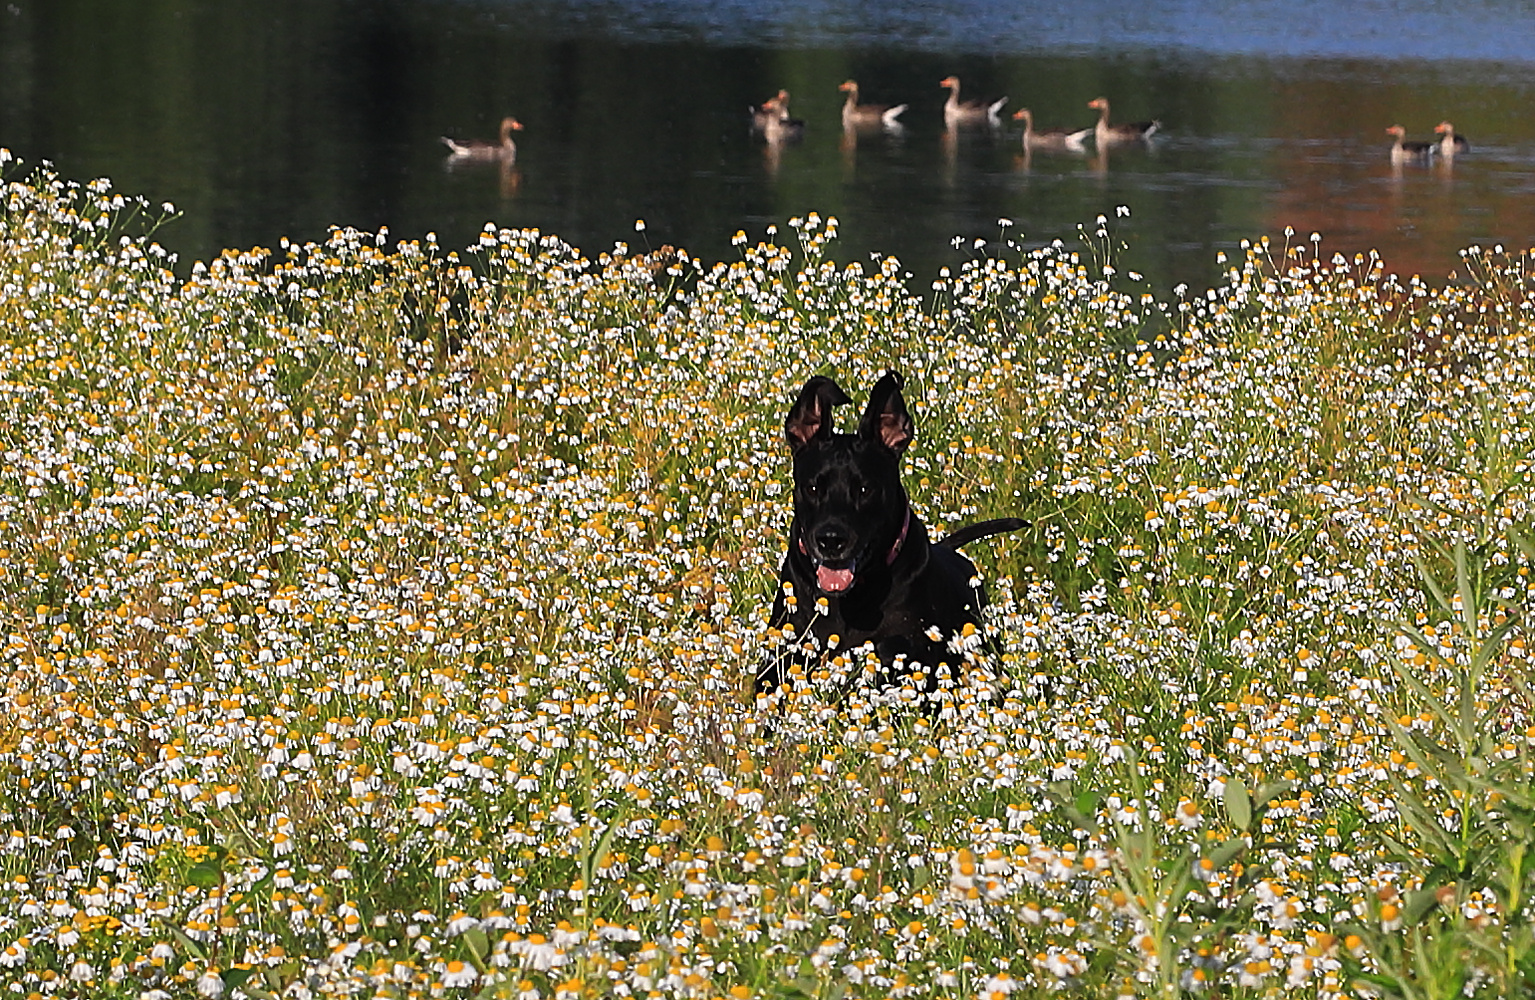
[783,371,914,594]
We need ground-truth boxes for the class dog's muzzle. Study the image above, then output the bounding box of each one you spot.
[798,528,858,593]
[796,508,910,595]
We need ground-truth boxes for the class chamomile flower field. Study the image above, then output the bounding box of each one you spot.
[3,158,1535,999]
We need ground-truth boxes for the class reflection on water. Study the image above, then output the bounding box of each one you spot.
[1,0,1533,291]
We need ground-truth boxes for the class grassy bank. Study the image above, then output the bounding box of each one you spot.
[3,160,1535,999]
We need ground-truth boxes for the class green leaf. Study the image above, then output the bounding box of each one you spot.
[260,963,301,996]
[1404,886,1444,925]
[187,859,223,889]
[245,866,275,896]
[1381,771,1461,863]
[1374,828,1416,861]
[1254,778,1295,809]
[1381,662,1465,755]
[164,924,207,962]
[1454,538,1478,640]
[1063,806,1100,834]
[586,819,621,877]
[462,926,490,964]
[1205,835,1248,870]
[1225,775,1252,832]
[1402,729,1459,766]
[1471,619,1519,678]
[234,985,279,1000]
[1508,525,1535,564]
[1413,550,1454,619]
[221,967,268,997]
[1349,969,1405,991]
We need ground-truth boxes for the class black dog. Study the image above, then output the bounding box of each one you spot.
[756,371,1026,697]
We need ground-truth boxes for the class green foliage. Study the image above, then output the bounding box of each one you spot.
[1341,521,1535,998]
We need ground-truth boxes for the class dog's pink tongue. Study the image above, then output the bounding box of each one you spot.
[817,565,854,593]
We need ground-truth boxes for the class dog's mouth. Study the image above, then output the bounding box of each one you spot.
[815,560,857,594]
[797,523,870,595]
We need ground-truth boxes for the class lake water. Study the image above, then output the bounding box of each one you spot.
[3,0,1535,291]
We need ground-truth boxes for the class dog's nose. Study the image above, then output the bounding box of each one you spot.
[814,526,852,558]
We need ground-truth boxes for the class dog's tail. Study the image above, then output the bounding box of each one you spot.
[935,517,1030,551]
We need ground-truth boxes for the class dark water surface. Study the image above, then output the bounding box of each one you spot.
[3,0,1535,291]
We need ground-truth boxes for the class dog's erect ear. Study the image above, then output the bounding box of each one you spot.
[785,376,853,452]
[859,371,914,455]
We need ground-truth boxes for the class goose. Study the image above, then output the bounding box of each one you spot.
[1086,98,1159,145]
[759,92,805,142]
[751,90,791,134]
[839,80,908,129]
[1012,108,1091,149]
[441,117,523,160]
[1386,124,1435,163]
[1434,121,1470,156]
[940,76,1007,126]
